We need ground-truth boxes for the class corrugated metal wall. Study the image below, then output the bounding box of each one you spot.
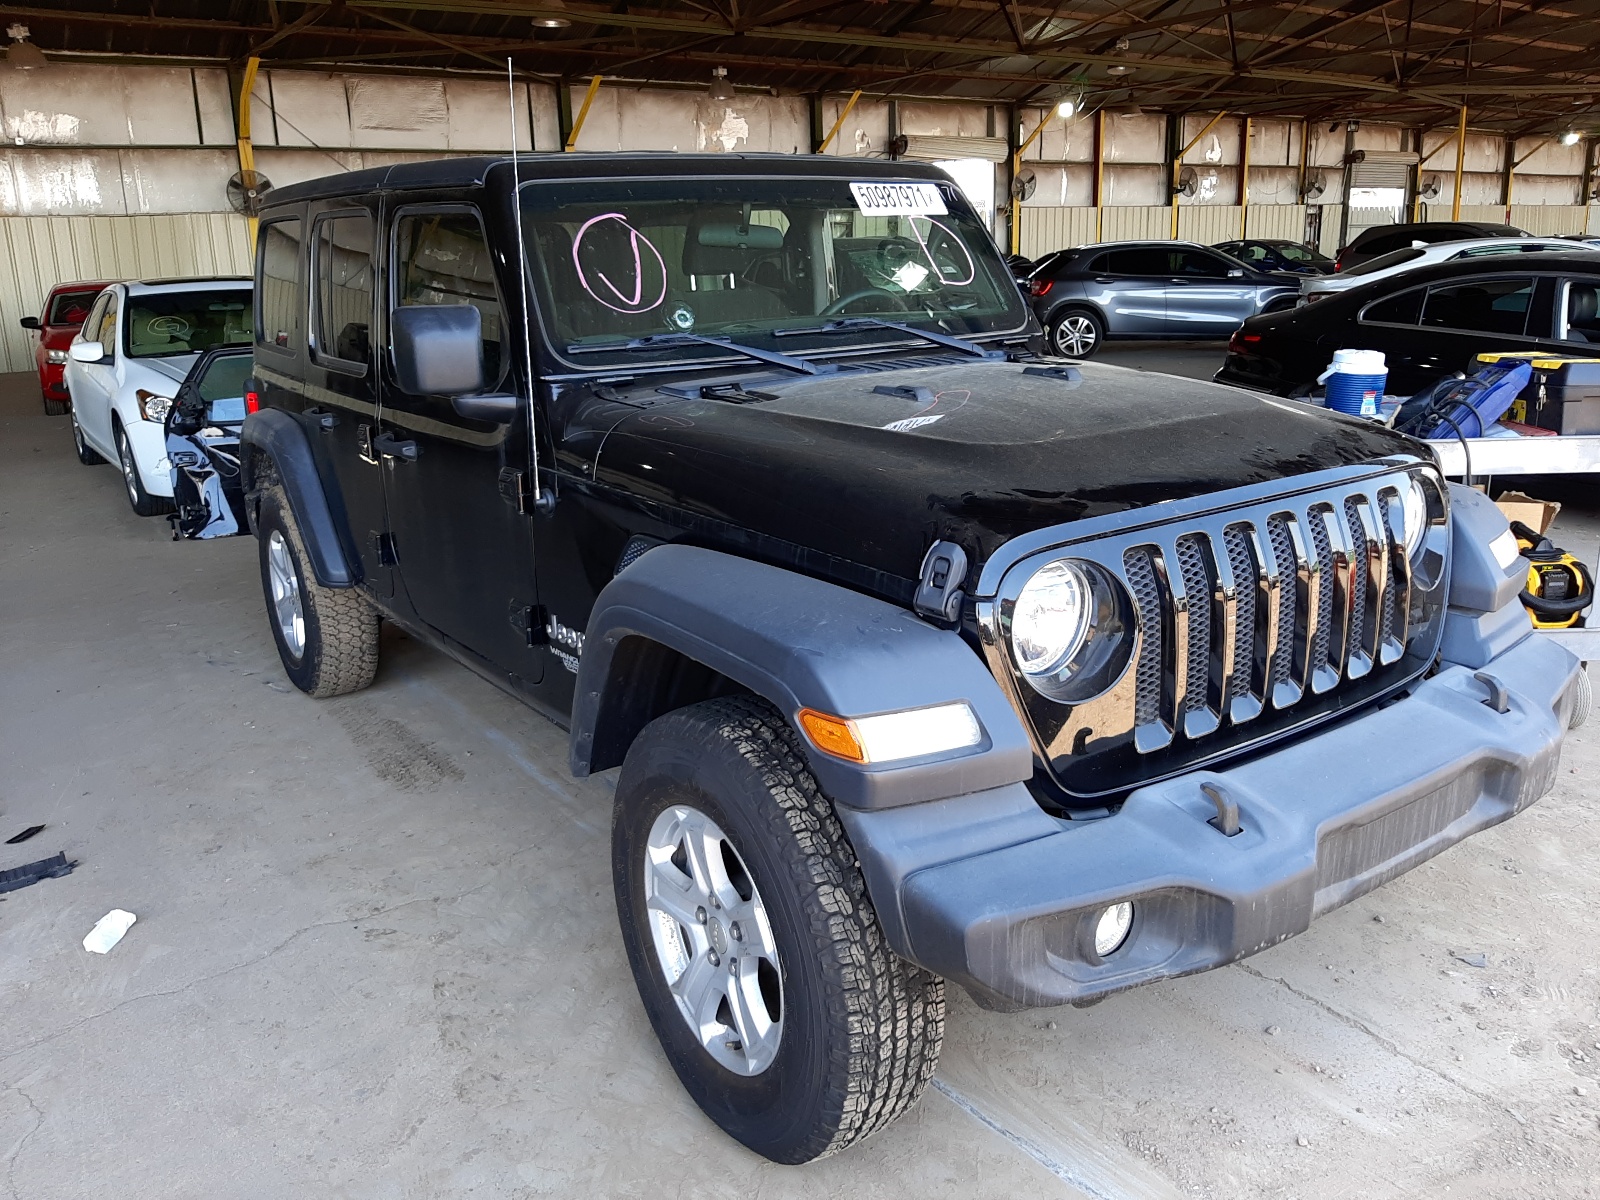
[1020,204,1308,258]
[0,213,251,372]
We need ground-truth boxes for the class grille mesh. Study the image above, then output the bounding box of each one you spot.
[1175,535,1211,714]
[1307,507,1336,678]
[1123,547,1163,727]
[1344,497,1370,656]
[1377,497,1398,649]
[616,536,658,575]
[1223,525,1257,701]
[1266,515,1298,691]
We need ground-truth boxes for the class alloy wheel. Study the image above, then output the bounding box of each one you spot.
[1052,314,1098,357]
[643,804,783,1076]
[117,429,139,502]
[266,529,306,659]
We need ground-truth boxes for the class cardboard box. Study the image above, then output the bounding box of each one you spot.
[1495,490,1561,536]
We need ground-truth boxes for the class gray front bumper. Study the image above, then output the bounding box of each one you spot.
[841,630,1579,1011]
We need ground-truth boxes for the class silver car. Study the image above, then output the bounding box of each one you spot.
[1026,240,1301,357]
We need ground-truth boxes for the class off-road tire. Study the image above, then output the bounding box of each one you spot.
[71,411,104,465]
[43,395,69,416]
[114,419,174,516]
[1048,307,1104,358]
[255,478,379,699]
[612,696,945,1164]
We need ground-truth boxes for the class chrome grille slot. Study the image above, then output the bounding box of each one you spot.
[1175,535,1212,716]
[1264,514,1302,708]
[1305,506,1338,693]
[1221,524,1263,724]
[1123,546,1168,748]
[1342,496,1373,679]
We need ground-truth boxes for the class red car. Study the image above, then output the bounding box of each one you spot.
[19,281,113,414]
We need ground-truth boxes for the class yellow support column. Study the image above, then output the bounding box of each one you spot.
[1171,111,1228,240]
[565,75,603,152]
[1451,105,1467,221]
[816,89,862,155]
[1239,116,1252,239]
[235,55,261,252]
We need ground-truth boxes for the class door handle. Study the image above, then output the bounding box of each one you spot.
[372,431,418,462]
[1092,276,1115,283]
[305,406,339,430]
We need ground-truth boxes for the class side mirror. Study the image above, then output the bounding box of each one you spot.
[18,316,40,331]
[69,341,106,363]
[391,304,485,397]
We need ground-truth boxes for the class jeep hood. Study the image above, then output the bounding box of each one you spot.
[590,359,1423,592]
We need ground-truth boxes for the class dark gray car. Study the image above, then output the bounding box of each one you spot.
[1026,240,1300,357]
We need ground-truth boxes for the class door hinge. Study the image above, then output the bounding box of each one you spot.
[370,532,398,567]
[499,468,536,516]
[510,602,549,648]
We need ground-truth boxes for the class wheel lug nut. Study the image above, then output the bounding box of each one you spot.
[710,895,721,909]
[708,950,721,967]
[729,957,738,973]
[730,922,742,941]
[695,906,708,925]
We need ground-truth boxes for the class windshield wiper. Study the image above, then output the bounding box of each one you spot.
[776,317,1005,360]
[565,332,830,375]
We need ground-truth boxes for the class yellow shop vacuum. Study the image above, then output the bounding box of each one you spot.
[1510,521,1593,630]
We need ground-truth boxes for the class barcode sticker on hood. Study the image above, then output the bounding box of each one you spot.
[850,182,948,217]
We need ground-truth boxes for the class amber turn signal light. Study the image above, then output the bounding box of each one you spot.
[797,708,865,763]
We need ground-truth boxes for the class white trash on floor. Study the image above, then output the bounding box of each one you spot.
[83,909,137,954]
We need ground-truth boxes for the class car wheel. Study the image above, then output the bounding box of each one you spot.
[1572,665,1593,731]
[1048,309,1104,358]
[114,420,174,516]
[71,411,104,465]
[43,395,69,416]
[255,479,380,699]
[612,696,945,1164]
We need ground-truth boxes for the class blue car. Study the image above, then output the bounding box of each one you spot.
[1213,238,1335,276]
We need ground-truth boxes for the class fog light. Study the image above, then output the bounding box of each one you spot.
[1094,902,1133,957]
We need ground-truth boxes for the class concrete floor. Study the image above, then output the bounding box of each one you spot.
[2,356,1598,1200]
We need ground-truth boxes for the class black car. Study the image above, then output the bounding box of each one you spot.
[1337,220,1531,270]
[1213,237,1334,275]
[237,153,1574,1164]
[1026,240,1299,357]
[1216,250,1600,397]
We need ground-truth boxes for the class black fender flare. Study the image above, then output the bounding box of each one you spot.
[240,408,358,588]
[570,544,1034,811]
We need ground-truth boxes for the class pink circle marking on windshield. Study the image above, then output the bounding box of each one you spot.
[910,217,976,286]
[572,213,668,314]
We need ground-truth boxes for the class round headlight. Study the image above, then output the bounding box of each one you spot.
[1011,559,1091,679]
[1400,474,1429,560]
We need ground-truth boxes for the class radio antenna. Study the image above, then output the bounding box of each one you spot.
[507,56,553,514]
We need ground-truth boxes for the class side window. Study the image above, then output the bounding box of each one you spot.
[1174,249,1230,278]
[1362,288,1424,326]
[313,212,375,370]
[1107,248,1169,277]
[1420,277,1535,336]
[258,218,303,352]
[1558,279,1600,344]
[96,292,119,351]
[80,293,110,346]
[393,210,504,385]
[1234,244,1269,263]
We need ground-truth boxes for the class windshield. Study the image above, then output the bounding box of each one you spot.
[1342,247,1425,277]
[519,176,1025,369]
[124,288,253,359]
[48,289,100,326]
[195,353,252,423]
[1275,243,1330,265]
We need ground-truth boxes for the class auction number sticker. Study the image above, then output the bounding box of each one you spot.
[850,181,948,217]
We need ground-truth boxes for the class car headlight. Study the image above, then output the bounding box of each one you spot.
[136,389,173,422]
[46,348,69,365]
[1007,558,1133,702]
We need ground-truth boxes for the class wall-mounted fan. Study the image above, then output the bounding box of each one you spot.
[226,170,274,217]
[1175,165,1200,198]
[1418,174,1443,200]
[1302,172,1327,201]
[1011,169,1037,201]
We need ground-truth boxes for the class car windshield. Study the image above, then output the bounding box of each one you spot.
[194,353,252,423]
[519,176,1025,369]
[1275,243,1331,265]
[48,290,100,326]
[1341,247,1426,277]
[125,289,253,359]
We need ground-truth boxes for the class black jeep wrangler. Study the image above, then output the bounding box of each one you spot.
[240,154,1580,1164]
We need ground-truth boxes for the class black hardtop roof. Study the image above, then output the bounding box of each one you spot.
[1357,220,1529,237]
[263,153,954,209]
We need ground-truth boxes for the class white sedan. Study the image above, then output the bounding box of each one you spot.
[1299,236,1600,304]
[64,278,253,515]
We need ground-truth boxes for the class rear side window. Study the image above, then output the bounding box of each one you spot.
[1106,247,1170,276]
[313,212,375,370]
[1173,249,1230,277]
[393,210,505,385]
[1419,277,1535,336]
[1362,288,1424,326]
[258,218,303,353]
[95,292,118,349]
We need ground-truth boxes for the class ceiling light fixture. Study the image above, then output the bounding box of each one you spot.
[1056,98,1077,119]
[1561,130,1582,145]
[531,1,572,30]
[708,66,734,101]
[4,24,46,70]
[1106,64,1131,75]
